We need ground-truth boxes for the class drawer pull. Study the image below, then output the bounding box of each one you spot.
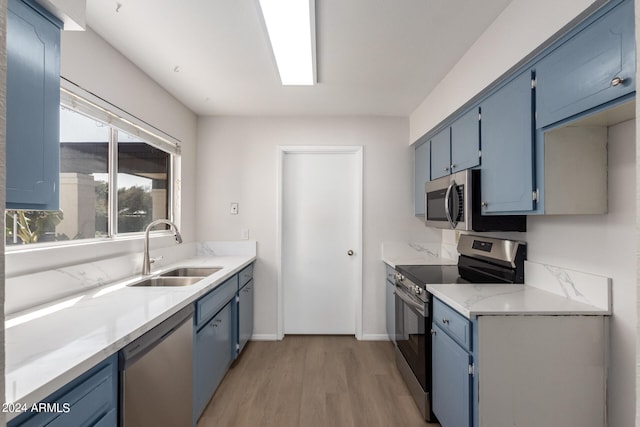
[430,329,437,335]
[611,76,625,87]
[442,318,449,324]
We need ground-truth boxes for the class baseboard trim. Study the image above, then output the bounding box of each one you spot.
[250,334,390,341]
[360,334,391,341]
[250,334,280,341]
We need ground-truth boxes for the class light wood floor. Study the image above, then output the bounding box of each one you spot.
[197,336,438,427]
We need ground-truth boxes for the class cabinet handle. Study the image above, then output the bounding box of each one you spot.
[450,164,456,170]
[442,318,449,324]
[611,76,625,87]
[481,202,488,208]
[430,329,437,335]
[444,167,449,171]
[216,319,223,323]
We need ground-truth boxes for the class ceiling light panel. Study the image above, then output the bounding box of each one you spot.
[258,0,316,85]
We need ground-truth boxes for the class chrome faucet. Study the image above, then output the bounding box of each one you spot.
[142,219,183,275]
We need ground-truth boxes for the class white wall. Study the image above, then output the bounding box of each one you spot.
[195,116,439,339]
[410,0,599,142]
[526,120,635,427]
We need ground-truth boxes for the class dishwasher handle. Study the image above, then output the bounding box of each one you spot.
[119,305,194,369]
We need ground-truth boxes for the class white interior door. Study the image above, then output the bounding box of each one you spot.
[282,148,361,335]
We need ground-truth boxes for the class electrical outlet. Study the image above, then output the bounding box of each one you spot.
[241,228,249,240]
[230,202,239,215]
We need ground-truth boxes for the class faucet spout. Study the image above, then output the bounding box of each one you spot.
[142,219,183,275]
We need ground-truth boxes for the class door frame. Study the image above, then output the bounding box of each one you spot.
[276,145,363,340]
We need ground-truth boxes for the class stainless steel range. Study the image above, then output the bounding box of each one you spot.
[394,235,526,422]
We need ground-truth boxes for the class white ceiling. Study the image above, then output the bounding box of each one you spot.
[86,0,513,117]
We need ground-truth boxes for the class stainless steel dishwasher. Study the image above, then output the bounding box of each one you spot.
[119,305,194,426]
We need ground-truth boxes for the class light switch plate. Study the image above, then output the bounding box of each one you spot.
[230,202,239,215]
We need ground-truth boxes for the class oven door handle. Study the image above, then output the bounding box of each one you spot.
[444,182,457,229]
[395,287,426,317]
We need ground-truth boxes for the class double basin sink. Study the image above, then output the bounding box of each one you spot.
[130,267,223,287]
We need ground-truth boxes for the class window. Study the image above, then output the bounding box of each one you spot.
[5,89,178,246]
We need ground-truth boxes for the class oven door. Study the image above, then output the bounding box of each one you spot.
[395,288,428,391]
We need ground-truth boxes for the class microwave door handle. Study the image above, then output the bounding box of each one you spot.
[444,183,456,229]
[450,182,460,229]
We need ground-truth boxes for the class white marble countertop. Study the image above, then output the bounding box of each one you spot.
[381,242,457,268]
[427,283,610,319]
[4,254,255,420]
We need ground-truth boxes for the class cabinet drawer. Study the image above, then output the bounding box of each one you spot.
[433,299,472,351]
[196,275,238,327]
[10,355,116,427]
[385,265,396,284]
[238,263,254,288]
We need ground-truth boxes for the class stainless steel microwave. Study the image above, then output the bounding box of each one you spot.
[424,169,526,232]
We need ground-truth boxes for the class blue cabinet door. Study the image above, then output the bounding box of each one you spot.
[194,315,217,419]
[536,0,635,128]
[212,302,233,387]
[194,301,233,420]
[432,324,472,427]
[385,279,395,342]
[414,141,430,216]
[238,279,254,354]
[451,108,480,173]
[480,71,535,214]
[430,128,451,180]
[6,0,61,210]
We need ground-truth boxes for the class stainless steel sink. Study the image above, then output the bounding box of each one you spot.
[159,267,223,277]
[130,276,205,287]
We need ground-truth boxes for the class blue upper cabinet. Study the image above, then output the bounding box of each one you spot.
[450,108,480,173]
[430,128,451,180]
[480,71,535,214]
[430,109,480,181]
[536,0,635,129]
[6,0,62,210]
[413,140,430,216]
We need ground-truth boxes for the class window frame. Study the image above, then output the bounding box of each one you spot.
[5,81,181,250]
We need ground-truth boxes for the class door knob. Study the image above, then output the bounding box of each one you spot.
[347,250,354,256]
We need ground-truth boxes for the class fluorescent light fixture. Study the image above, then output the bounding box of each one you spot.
[258,0,316,85]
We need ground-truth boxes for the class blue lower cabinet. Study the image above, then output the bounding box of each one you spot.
[194,301,234,421]
[238,279,254,355]
[432,323,473,427]
[9,355,117,427]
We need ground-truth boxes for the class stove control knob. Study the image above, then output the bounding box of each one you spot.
[415,287,423,295]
